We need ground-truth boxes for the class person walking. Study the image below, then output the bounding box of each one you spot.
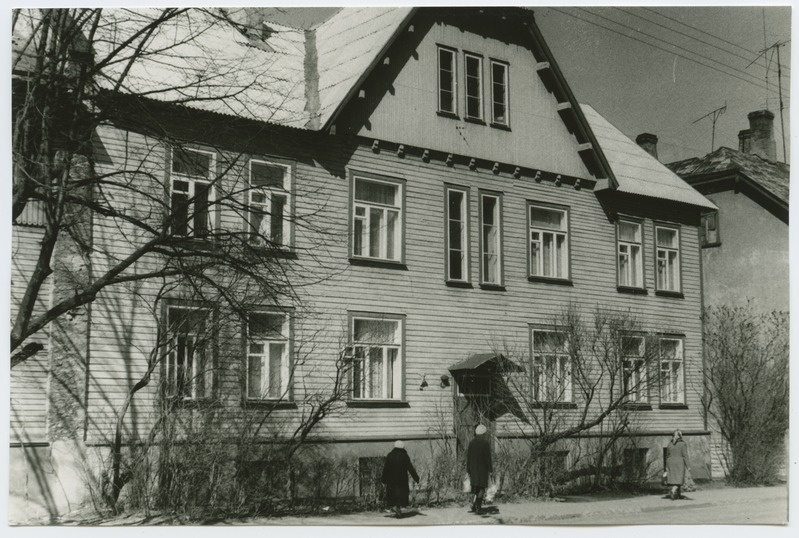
[664,430,690,500]
[381,440,420,518]
[466,424,493,514]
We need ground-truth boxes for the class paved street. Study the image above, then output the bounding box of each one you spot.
[239,485,787,526]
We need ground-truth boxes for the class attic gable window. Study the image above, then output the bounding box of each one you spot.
[464,53,483,121]
[170,147,216,238]
[490,60,509,126]
[438,46,457,115]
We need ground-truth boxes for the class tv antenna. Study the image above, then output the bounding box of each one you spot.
[692,102,727,153]
[747,40,789,163]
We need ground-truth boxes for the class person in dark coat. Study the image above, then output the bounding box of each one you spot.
[381,440,419,518]
[466,424,493,514]
[665,430,690,500]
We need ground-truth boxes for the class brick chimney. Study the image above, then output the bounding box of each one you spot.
[738,110,776,161]
[635,133,659,161]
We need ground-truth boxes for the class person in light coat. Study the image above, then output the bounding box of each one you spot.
[382,440,419,518]
[466,424,493,514]
[665,430,690,500]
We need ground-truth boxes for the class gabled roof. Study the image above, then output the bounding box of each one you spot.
[581,104,717,210]
[667,146,789,207]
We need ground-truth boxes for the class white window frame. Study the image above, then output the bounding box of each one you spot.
[479,191,502,285]
[438,46,457,115]
[532,329,572,403]
[659,338,684,404]
[351,174,404,262]
[618,219,644,288]
[490,59,509,126]
[621,335,648,403]
[446,186,469,283]
[170,147,216,238]
[164,305,214,401]
[529,204,569,280]
[245,311,291,401]
[464,52,483,121]
[655,225,681,292]
[350,315,404,401]
[247,159,292,248]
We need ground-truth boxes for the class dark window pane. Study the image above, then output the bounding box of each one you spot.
[355,179,396,205]
[251,161,286,188]
[173,148,212,177]
[171,192,188,236]
[271,194,286,243]
[482,196,497,225]
[193,183,210,236]
[249,313,284,338]
[448,191,463,220]
[449,250,463,280]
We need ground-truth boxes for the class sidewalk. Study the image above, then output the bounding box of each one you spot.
[238,485,787,526]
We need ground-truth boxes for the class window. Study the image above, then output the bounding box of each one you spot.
[621,336,647,403]
[170,147,215,237]
[446,186,469,282]
[700,211,720,247]
[438,47,457,115]
[659,338,684,404]
[479,192,502,285]
[464,53,483,120]
[246,312,290,400]
[351,315,403,400]
[656,226,681,292]
[529,204,569,280]
[490,60,509,126]
[164,305,214,400]
[352,175,403,261]
[248,159,291,247]
[618,220,643,288]
[532,330,572,402]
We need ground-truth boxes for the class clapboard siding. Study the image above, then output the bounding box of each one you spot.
[80,115,706,443]
[10,226,51,443]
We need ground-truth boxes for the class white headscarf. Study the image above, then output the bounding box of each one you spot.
[475,424,487,435]
[394,440,405,449]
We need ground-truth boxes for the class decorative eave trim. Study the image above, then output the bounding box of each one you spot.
[685,169,788,224]
[525,15,618,189]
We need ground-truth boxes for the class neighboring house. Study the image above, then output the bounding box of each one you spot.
[10,7,717,516]
[665,110,789,313]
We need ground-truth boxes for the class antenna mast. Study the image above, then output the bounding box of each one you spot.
[747,40,789,163]
[692,103,727,153]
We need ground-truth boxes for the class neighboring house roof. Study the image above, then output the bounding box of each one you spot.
[582,104,717,210]
[667,146,789,207]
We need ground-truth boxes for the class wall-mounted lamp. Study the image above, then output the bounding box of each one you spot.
[440,375,450,389]
[419,374,428,390]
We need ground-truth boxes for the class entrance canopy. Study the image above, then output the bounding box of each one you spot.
[448,353,522,374]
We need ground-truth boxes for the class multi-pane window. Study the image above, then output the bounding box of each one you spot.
[352,176,403,261]
[659,338,684,404]
[480,192,502,285]
[618,220,643,288]
[351,316,403,400]
[438,47,457,115]
[248,159,291,247]
[656,226,681,291]
[170,148,215,237]
[699,211,720,247]
[532,330,572,402]
[246,312,289,400]
[490,60,509,126]
[621,336,647,403]
[529,205,569,280]
[464,53,483,120]
[165,306,214,400]
[446,187,469,282]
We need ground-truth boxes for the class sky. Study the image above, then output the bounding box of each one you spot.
[259,4,792,165]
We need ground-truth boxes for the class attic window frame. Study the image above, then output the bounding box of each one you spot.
[464,52,484,122]
[490,59,509,128]
[437,45,458,116]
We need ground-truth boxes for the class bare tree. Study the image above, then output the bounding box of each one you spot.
[491,305,661,495]
[11,8,334,368]
[701,304,789,485]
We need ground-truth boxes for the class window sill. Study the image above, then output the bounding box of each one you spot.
[701,242,721,249]
[479,283,506,292]
[349,257,408,270]
[655,290,684,299]
[528,276,573,286]
[490,122,511,131]
[620,402,653,411]
[446,280,473,289]
[464,116,486,126]
[659,403,688,410]
[346,400,410,409]
[242,400,297,410]
[436,110,460,120]
[529,402,577,410]
[617,286,648,295]
[167,397,220,409]
[247,245,298,259]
